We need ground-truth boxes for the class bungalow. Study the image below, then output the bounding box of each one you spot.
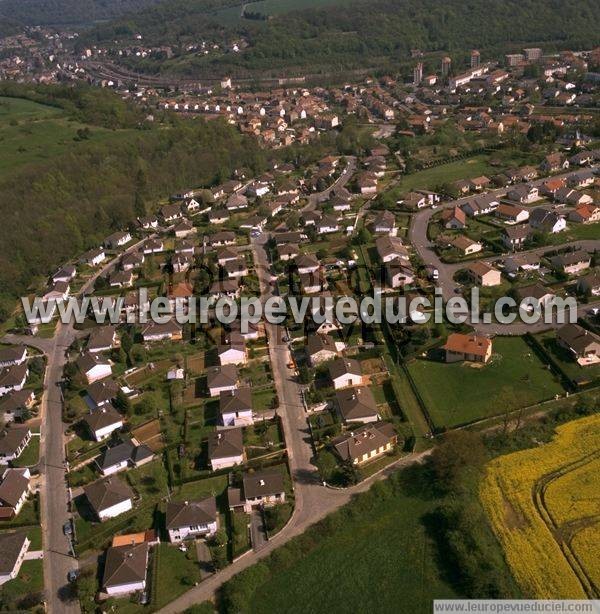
[246,182,270,198]
[223,258,248,279]
[102,542,150,596]
[138,215,159,230]
[166,497,219,543]
[0,363,29,397]
[228,470,285,514]
[400,192,428,210]
[210,231,236,247]
[143,239,164,254]
[295,254,320,275]
[307,333,339,366]
[449,235,482,256]
[375,236,409,263]
[96,440,153,477]
[141,320,183,343]
[577,271,600,297]
[507,184,539,204]
[86,378,119,410]
[514,283,556,309]
[109,270,134,288]
[219,387,253,426]
[171,254,194,274]
[529,208,567,234]
[226,193,248,211]
[207,365,239,397]
[76,352,112,384]
[469,176,491,191]
[332,422,397,466]
[276,243,299,261]
[121,252,144,271]
[0,531,30,586]
[229,319,261,341]
[0,426,31,465]
[160,203,183,222]
[550,251,591,275]
[441,206,466,230]
[539,177,566,198]
[173,219,196,239]
[329,358,363,390]
[104,232,132,249]
[569,204,600,224]
[216,247,239,266]
[83,476,134,521]
[557,323,600,363]
[461,197,498,217]
[208,428,244,470]
[208,209,230,225]
[540,152,568,173]
[82,405,123,441]
[209,279,241,302]
[385,262,415,289]
[43,280,70,303]
[504,253,541,274]
[52,265,77,284]
[82,248,106,267]
[218,335,247,366]
[0,347,27,369]
[88,326,119,353]
[372,210,396,235]
[0,468,30,519]
[300,270,327,294]
[356,173,378,195]
[443,333,492,363]
[466,262,502,287]
[0,390,35,423]
[502,225,531,251]
[336,386,379,424]
[567,170,595,189]
[555,187,594,206]
[174,240,195,256]
[496,203,530,224]
[316,214,340,235]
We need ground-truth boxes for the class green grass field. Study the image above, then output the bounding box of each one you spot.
[238,478,458,613]
[399,156,495,191]
[0,96,132,180]
[407,337,565,428]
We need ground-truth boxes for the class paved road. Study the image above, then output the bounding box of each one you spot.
[304,157,356,211]
[158,235,433,612]
[408,166,600,334]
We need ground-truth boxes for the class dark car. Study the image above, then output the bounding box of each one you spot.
[63,521,73,536]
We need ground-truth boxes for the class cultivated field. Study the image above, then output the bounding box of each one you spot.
[407,336,564,428]
[480,414,600,598]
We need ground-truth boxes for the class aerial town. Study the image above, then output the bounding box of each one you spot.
[0,5,599,614]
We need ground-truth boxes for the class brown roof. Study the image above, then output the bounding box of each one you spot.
[82,406,122,433]
[208,428,244,460]
[84,477,133,515]
[0,531,29,575]
[0,470,29,508]
[207,365,239,390]
[0,426,30,456]
[102,543,149,589]
[165,497,217,530]
[328,358,362,381]
[335,386,379,422]
[243,470,285,500]
[443,333,492,357]
[332,422,397,463]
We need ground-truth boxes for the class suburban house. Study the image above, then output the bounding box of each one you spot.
[507,184,539,204]
[228,470,286,514]
[52,264,77,284]
[307,333,339,366]
[223,258,248,279]
[143,238,164,254]
[208,428,245,470]
[468,176,491,191]
[443,333,493,363]
[539,177,566,198]
[317,215,340,235]
[466,262,502,287]
[529,208,566,234]
[88,326,120,353]
[441,206,466,230]
[173,219,196,239]
[577,271,600,297]
[550,251,591,275]
[0,468,31,519]
[83,477,134,521]
[276,243,299,261]
[161,203,183,222]
[76,352,112,384]
[372,210,396,235]
[569,204,600,224]
[504,253,541,275]
[166,497,219,542]
[502,225,531,251]
[295,254,320,275]
[461,197,498,217]
[207,365,239,397]
[449,235,482,256]
[496,203,530,224]
[514,283,556,309]
[332,422,397,466]
[219,387,253,426]
[385,261,415,289]
[102,542,150,596]
[0,531,30,586]
[0,347,27,369]
[96,440,154,476]
[556,323,600,364]
[82,248,106,267]
[0,390,35,423]
[104,231,132,249]
[329,358,363,390]
[0,427,31,465]
[540,152,568,173]
[218,334,247,366]
[376,236,409,263]
[82,405,124,441]
[141,321,183,343]
[336,386,379,424]
[0,363,28,397]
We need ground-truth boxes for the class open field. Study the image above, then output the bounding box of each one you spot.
[0,96,132,180]
[407,337,564,428]
[480,414,600,598]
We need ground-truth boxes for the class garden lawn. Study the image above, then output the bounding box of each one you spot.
[407,336,565,428]
[152,544,201,609]
[242,480,458,614]
[0,560,43,603]
[399,155,495,191]
[11,436,40,467]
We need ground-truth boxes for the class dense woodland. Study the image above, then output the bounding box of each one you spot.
[0,84,268,321]
[89,0,600,77]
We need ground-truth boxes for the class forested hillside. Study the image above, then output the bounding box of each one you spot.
[0,84,267,320]
[0,0,165,26]
[89,0,600,77]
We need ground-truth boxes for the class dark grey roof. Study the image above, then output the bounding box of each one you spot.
[207,365,239,389]
[82,405,122,433]
[219,387,252,415]
[103,543,149,589]
[0,470,29,508]
[84,477,133,514]
[332,422,397,462]
[243,470,285,500]
[0,426,30,456]
[335,386,379,421]
[0,531,29,574]
[97,440,153,471]
[165,497,217,530]
[208,428,244,460]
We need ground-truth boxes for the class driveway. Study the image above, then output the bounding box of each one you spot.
[250,509,268,552]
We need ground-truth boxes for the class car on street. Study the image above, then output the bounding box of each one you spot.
[67,570,79,583]
[63,521,72,536]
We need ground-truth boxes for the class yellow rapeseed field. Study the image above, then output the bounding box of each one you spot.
[480,414,600,598]
[571,524,600,589]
